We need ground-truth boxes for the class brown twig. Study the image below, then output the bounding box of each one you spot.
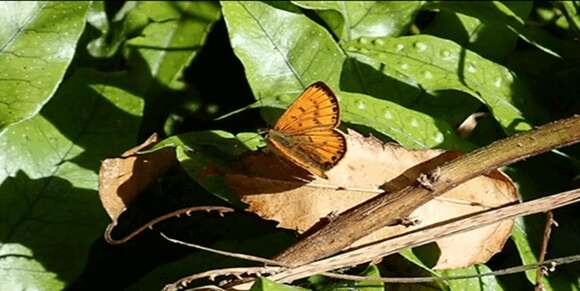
[267,188,580,284]
[104,206,234,245]
[274,116,580,266]
[535,211,557,291]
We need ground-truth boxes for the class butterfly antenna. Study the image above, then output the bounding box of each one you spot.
[214,101,262,121]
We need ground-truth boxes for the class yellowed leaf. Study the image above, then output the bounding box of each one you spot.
[226,130,517,269]
[98,133,177,221]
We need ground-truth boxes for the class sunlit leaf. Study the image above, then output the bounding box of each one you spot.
[0,69,143,289]
[293,1,422,40]
[344,34,541,134]
[221,1,469,150]
[124,1,222,89]
[0,1,89,133]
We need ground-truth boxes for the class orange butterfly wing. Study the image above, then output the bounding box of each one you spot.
[266,82,346,178]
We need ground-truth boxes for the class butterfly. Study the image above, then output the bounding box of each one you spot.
[265,81,347,179]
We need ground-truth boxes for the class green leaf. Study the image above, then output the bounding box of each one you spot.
[154,130,263,205]
[308,265,384,291]
[510,218,554,290]
[440,265,505,291]
[0,69,144,289]
[86,1,149,58]
[292,1,422,40]
[432,1,579,59]
[0,1,89,134]
[558,1,580,35]
[423,2,532,61]
[339,57,477,151]
[222,1,469,150]
[251,277,310,291]
[339,91,471,150]
[352,265,384,291]
[344,34,540,135]
[124,1,222,90]
[86,1,108,35]
[221,1,344,95]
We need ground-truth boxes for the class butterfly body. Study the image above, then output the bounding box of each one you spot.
[265,82,346,179]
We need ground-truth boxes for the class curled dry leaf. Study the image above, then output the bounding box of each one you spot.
[98,133,177,221]
[457,112,487,138]
[226,130,517,269]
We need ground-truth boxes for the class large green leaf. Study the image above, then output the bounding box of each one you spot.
[292,1,422,40]
[0,1,89,133]
[339,91,471,150]
[0,69,144,289]
[344,34,541,134]
[221,1,343,95]
[221,1,468,150]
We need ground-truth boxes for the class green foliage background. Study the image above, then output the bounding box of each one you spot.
[0,1,579,290]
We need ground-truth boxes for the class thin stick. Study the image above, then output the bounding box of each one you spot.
[535,211,556,291]
[320,254,580,283]
[159,232,288,267]
[104,206,234,245]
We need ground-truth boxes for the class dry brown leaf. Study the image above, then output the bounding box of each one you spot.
[457,112,487,138]
[98,133,177,221]
[226,130,517,269]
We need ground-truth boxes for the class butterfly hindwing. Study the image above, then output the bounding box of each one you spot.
[266,136,328,178]
[289,130,346,170]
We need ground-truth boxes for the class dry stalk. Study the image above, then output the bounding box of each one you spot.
[534,211,557,291]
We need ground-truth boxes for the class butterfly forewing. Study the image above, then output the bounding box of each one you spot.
[266,81,346,179]
[274,82,340,132]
